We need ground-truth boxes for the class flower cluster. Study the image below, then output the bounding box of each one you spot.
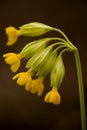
[2,22,86,130]
[3,22,75,105]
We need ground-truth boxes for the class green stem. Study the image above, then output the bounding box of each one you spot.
[52,28,70,42]
[74,49,86,130]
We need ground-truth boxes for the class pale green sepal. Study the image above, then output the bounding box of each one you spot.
[37,51,57,77]
[20,38,51,58]
[51,55,65,87]
[26,46,53,71]
[19,22,52,37]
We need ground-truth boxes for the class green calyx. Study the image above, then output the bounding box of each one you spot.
[26,46,53,71]
[19,22,53,37]
[20,38,51,58]
[51,55,65,87]
[37,50,57,77]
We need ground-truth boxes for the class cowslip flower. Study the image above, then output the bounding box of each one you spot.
[5,26,20,46]
[3,53,21,72]
[31,77,44,96]
[44,86,61,105]
[12,71,32,91]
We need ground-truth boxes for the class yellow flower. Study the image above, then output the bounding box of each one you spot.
[44,86,61,105]
[5,26,20,46]
[3,53,21,72]
[12,71,32,91]
[31,77,44,96]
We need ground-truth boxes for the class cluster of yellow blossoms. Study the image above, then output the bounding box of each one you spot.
[3,22,74,105]
[2,22,87,130]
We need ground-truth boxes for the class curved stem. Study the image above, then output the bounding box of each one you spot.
[50,42,65,47]
[59,48,70,56]
[53,44,66,52]
[74,49,86,130]
[52,28,70,42]
[48,37,66,42]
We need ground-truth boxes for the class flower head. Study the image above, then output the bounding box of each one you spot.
[31,77,44,96]
[44,86,61,105]
[5,26,20,46]
[12,71,32,91]
[3,53,21,72]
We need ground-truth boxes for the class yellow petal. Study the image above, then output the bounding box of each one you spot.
[31,86,37,94]
[12,73,23,80]
[25,81,32,91]
[17,76,27,86]
[44,92,50,103]
[3,53,13,58]
[10,61,20,72]
[37,84,44,96]
[5,57,15,65]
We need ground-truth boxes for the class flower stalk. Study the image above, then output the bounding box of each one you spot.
[56,26,86,129]
[74,49,86,130]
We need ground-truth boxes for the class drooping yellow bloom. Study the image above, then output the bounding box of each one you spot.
[5,26,20,46]
[12,71,32,91]
[44,86,61,105]
[31,77,44,96]
[3,53,21,72]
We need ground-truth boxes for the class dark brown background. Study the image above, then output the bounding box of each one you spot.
[0,0,87,130]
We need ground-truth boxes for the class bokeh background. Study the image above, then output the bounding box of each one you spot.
[0,0,87,130]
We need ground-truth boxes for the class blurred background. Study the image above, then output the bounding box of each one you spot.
[0,0,87,130]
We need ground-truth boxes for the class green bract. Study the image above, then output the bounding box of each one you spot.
[26,46,53,71]
[19,22,52,36]
[20,38,51,58]
[51,55,65,87]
